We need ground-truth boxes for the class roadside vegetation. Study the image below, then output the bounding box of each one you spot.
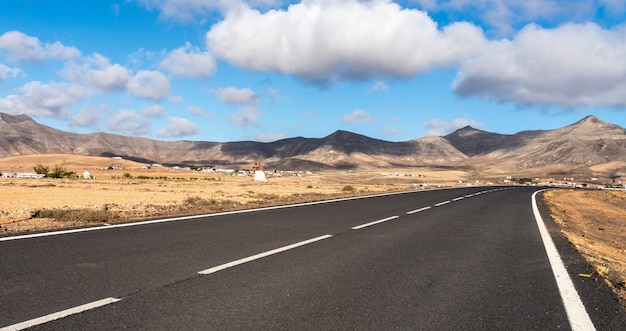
[31,208,114,224]
[33,163,77,178]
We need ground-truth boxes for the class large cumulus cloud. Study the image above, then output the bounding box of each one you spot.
[206,0,487,84]
[453,23,626,108]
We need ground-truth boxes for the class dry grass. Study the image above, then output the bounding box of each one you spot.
[544,190,626,307]
[0,154,470,234]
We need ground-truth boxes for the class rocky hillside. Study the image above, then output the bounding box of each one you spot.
[1,112,625,179]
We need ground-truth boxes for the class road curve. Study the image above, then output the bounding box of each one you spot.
[1,187,624,330]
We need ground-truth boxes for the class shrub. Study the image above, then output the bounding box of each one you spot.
[342,185,356,192]
[63,171,77,179]
[123,173,132,179]
[32,208,113,223]
[33,163,49,175]
[184,196,215,206]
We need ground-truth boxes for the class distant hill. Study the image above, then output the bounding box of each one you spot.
[1,112,625,180]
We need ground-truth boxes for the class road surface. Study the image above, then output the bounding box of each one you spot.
[1,186,625,330]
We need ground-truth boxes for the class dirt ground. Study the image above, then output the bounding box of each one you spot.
[1,155,625,307]
[0,154,469,233]
[543,190,626,307]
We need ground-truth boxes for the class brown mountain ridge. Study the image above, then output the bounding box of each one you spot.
[1,112,625,180]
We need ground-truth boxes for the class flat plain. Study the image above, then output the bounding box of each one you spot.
[1,154,624,307]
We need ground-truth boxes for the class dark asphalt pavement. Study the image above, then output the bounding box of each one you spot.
[1,187,625,330]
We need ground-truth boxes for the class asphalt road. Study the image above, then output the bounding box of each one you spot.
[1,186,625,330]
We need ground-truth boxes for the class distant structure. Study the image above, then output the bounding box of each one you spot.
[252,161,267,182]
[83,171,90,179]
[1,172,44,179]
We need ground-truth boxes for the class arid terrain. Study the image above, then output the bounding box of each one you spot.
[544,190,626,306]
[1,154,625,307]
[0,154,470,233]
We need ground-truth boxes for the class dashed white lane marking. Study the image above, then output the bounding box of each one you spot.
[0,297,121,331]
[452,197,464,201]
[198,235,333,275]
[0,189,456,242]
[531,191,596,331]
[465,194,475,197]
[351,216,399,230]
[406,206,432,215]
[434,200,451,207]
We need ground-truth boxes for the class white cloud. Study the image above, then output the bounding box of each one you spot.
[160,42,216,78]
[188,105,205,115]
[206,0,487,84]
[0,64,22,81]
[156,116,199,138]
[370,80,389,93]
[0,30,80,62]
[107,109,152,136]
[266,87,282,104]
[188,105,214,118]
[127,48,161,69]
[135,0,248,22]
[69,104,108,128]
[230,106,262,126]
[0,81,87,118]
[453,23,626,109]
[342,109,375,124]
[126,70,171,101]
[421,117,481,136]
[135,0,292,21]
[216,86,259,105]
[169,95,184,103]
[140,104,166,118]
[62,53,131,92]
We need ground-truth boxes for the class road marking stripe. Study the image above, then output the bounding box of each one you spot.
[351,216,399,230]
[198,235,333,275]
[531,191,596,331]
[406,206,431,215]
[452,197,464,201]
[0,297,121,331]
[1,188,464,242]
[434,200,451,207]
[465,194,474,197]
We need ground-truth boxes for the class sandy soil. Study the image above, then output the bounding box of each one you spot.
[544,190,626,307]
[0,154,470,233]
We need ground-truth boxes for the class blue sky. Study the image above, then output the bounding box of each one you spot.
[1,0,625,143]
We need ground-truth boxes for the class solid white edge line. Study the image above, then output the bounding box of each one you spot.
[351,216,399,230]
[0,297,121,331]
[531,190,596,331]
[434,200,451,207]
[198,234,333,275]
[0,188,462,242]
[406,206,432,215]
[1,186,515,242]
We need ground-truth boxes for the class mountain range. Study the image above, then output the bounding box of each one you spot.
[1,112,625,180]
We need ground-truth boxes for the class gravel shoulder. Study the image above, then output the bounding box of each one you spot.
[544,189,626,307]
